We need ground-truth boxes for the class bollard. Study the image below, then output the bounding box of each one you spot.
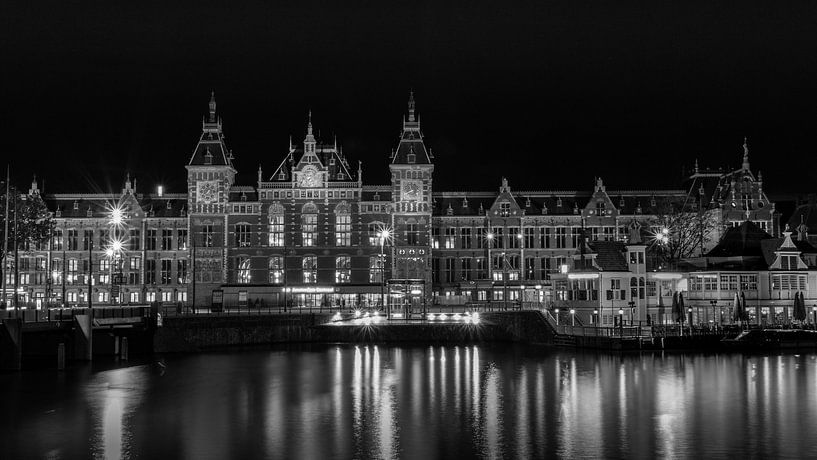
[121,337,129,361]
[57,343,66,370]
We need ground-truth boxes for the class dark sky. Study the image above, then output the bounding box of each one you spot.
[3,1,817,194]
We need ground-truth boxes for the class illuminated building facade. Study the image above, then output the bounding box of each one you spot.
[2,93,778,312]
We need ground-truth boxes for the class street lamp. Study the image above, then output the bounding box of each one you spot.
[812,305,816,327]
[710,300,718,327]
[688,306,693,328]
[570,308,575,326]
[593,309,598,328]
[555,307,560,325]
[378,229,391,315]
[618,308,624,334]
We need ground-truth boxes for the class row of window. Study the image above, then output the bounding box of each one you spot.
[431,225,629,250]
[50,229,188,251]
[6,258,188,286]
[233,255,387,284]
[58,290,187,304]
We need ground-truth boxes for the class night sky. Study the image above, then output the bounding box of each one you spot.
[3,1,817,194]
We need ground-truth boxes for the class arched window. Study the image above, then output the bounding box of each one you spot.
[268,202,285,247]
[268,256,284,284]
[302,256,317,283]
[301,202,318,246]
[237,256,251,284]
[334,201,351,247]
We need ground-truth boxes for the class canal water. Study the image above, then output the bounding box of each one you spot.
[3,345,817,459]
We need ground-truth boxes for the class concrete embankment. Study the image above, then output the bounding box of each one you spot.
[153,310,555,352]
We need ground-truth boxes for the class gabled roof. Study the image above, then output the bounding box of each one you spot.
[187,92,234,168]
[391,92,432,165]
[705,220,773,258]
[589,241,629,271]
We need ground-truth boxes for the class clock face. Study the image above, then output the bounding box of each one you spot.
[298,165,321,188]
[197,181,218,204]
[401,179,422,202]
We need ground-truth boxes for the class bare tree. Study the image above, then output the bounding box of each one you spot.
[646,200,722,266]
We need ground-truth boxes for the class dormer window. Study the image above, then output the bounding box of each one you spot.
[56,208,62,217]
[373,193,380,201]
[407,153,416,164]
[278,169,287,181]
[73,201,79,210]
[86,207,93,217]
[462,198,469,208]
[330,157,336,165]
[499,202,511,216]
[337,172,345,181]
[650,196,657,207]
[204,147,213,165]
[167,200,172,209]
[596,200,605,213]
[241,193,247,202]
[619,196,625,208]
[446,204,454,216]
[541,205,548,215]
[556,198,563,207]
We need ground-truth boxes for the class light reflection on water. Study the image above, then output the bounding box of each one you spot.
[3,347,817,458]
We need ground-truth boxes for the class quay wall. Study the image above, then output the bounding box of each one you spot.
[152,312,552,352]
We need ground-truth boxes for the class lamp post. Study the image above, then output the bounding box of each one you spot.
[555,307,560,325]
[378,229,390,315]
[570,308,575,326]
[627,300,635,326]
[688,306,693,331]
[486,231,494,309]
[593,309,598,329]
[618,308,624,335]
[710,300,718,327]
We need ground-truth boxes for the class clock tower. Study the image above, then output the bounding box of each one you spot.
[185,92,236,305]
[390,91,434,293]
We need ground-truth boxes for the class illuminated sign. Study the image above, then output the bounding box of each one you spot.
[285,287,335,294]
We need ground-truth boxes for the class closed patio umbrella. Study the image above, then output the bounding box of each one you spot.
[672,291,681,323]
[732,292,742,323]
[794,291,807,322]
[678,292,686,324]
[740,291,748,322]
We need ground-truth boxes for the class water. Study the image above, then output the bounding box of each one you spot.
[3,346,817,459]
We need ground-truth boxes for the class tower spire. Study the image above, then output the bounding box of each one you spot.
[742,136,750,171]
[208,91,217,123]
[407,89,416,122]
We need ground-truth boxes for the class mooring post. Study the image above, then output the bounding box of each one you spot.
[57,343,65,370]
[121,336,129,361]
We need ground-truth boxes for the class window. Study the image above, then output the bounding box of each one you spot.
[780,255,800,270]
[492,227,504,249]
[740,274,758,291]
[508,227,520,248]
[129,229,140,250]
[269,256,284,283]
[540,227,551,249]
[177,260,187,284]
[67,259,78,284]
[237,256,251,284]
[145,260,156,284]
[201,225,214,248]
[66,230,78,250]
[368,223,381,246]
[476,227,487,249]
[335,256,351,283]
[303,256,317,283]
[460,227,472,249]
[335,214,351,246]
[445,258,455,283]
[99,229,110,250]
[639,277,646,299]
[719,274,738,291]
[444,227,456,249]
[162,229,173,250]
[235,224,251,248]
[161,291,173,302]
[555,227,566,249]
[146,230,157,250]
[269,214,284,247]
[83,230,93,250]
[369,256,384,283]
[524,227,535,248]
[160,259,172,284]
[460,258,472,280]
[525,257,535,280]
[177,291,187,302]
[146,291,156,302]
[177,229,188,250]
[772,274,807,291]
[603,227,615,241]
[570,227,581,248]
[302,214,317,246]
[605,279,624,300]
[499,201,511,216]
[52,230,63,251]
[475,257,487,279]
[129,292,139,303]
[431,227,440,249]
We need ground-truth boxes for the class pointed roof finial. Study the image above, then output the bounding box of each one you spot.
[306,110,314,138]
[694,158,699,174]
[742,136,750,171]
[407,89,416,122]
[208,91,217,122]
